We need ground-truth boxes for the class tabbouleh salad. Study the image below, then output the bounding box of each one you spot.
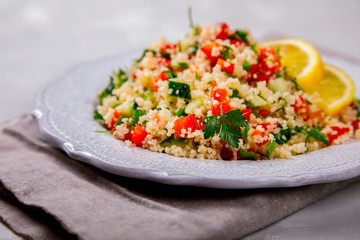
[94,15,360,160]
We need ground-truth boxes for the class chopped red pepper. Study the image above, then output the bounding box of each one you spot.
[217,58,234,73]
[211,88,228,102]
[247,47,282,83]
[212,101,231,115]
[216,22,230,40]
[292,95,310,115]
[304,110,323,121]
[131,124,148,146]
[174,114,200,138]
[241,108,252,121]
[154,56,171,69]
[159,43,177,52]
[258,47,282,73]
[251,129,269,146]
[327,126,350,144]
[229,39,243,46]
[352,119,360,131]
[200,41,221,66]
[107,110,122,130]
[149,71,168,92]
[258,109,271,118]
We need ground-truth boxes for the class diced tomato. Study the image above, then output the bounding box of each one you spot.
[173,114,200,138]
[200,41,220,58]
[199,116,206,130]
[251,129,269,146]
[200,41,221,66]
[149,71,168,92]
[107,110,122,130]
[124,131,132,140]
[304,110,323,121]
[131,124,148,146]
[216,22,230,40]
[154,56,171,69]
[229,39,243,46]
[217,58,234,73]
[247,47,282,83]
[159,43,177,52]
[258,109,271,118]
[292,95,310,115]
[220,148,234,160]
[258,47,281,72]
[212,101,231,115]
[211,88,228,102]
[247,64,272,83]
[352,119,360,131]
[241,108,251,121]
[327,126,350,145]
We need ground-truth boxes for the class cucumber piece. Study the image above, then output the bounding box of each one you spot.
[144,91,155,102]
[160,137,187,149]
[251,93,267,107]
[268,77,289,93]
[115,99,134,117]
[185,98,203,114]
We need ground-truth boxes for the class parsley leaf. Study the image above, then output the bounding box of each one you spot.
[230,88,241,99]
[202,115,221,139]
[274,128,292,144]
[220,45,233,60]
[223,110,248,128]
[243,126,250,144]
[267,140,277,157]
[275,47,281,59]
[176,107,187,117]
[93,110,103,120]
[242,60,251,72]
[98,76,114,105]
[234,30,250,44]
[274,70,283,78]
[219,120,242,148]
[136,49,156,62]
[164,70,176,79]
[114,69,128,88]
[160,51,171,60]
[178,62,189,69]
[195,71,199,80]
[307,126,329,145]
[202,109,249,148]
[130,109,146,126]
[114,115,125,128]
[239,148,259,160]
[94,130,112,133]
[188,7,200,35]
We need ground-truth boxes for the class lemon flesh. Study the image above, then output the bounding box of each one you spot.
[308,63,355,115]
[259,38,324,91]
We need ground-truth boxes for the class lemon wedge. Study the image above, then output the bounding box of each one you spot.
[308,63,355,115]
[259,38,324,91]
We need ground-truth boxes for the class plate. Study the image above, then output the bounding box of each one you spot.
[33,49,360,189]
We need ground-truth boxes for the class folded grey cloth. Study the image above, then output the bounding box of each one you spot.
[0,114,359,240]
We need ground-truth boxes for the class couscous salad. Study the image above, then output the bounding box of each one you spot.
[94,19,359,160]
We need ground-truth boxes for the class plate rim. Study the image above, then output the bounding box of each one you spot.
[33,50,360,189]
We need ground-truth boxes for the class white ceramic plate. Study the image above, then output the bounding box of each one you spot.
[33,49,360,189]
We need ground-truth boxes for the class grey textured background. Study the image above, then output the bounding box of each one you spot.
[1,0,360,239]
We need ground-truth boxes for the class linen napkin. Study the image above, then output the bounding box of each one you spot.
[0,114,359,240]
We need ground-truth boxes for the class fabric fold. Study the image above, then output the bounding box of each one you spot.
[0,114,358,240]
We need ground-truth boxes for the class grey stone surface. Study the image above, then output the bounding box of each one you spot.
[1,0,360,239]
